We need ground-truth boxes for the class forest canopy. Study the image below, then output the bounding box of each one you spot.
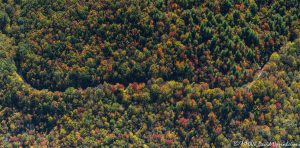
[0,0,299,147]
[12,0,300,90]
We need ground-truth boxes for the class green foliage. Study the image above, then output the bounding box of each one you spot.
[0,0,299,147]
[9,0,298,90]
[0,11,9,30]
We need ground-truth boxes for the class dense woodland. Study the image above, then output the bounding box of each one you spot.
[0,0,299,147]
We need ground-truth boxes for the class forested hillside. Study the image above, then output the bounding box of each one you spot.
[0,0,299,147]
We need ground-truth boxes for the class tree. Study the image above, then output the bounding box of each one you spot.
[221,0,233,14]
[242,27,259,46]
[250,3,258,15]
[0,11,9,31]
